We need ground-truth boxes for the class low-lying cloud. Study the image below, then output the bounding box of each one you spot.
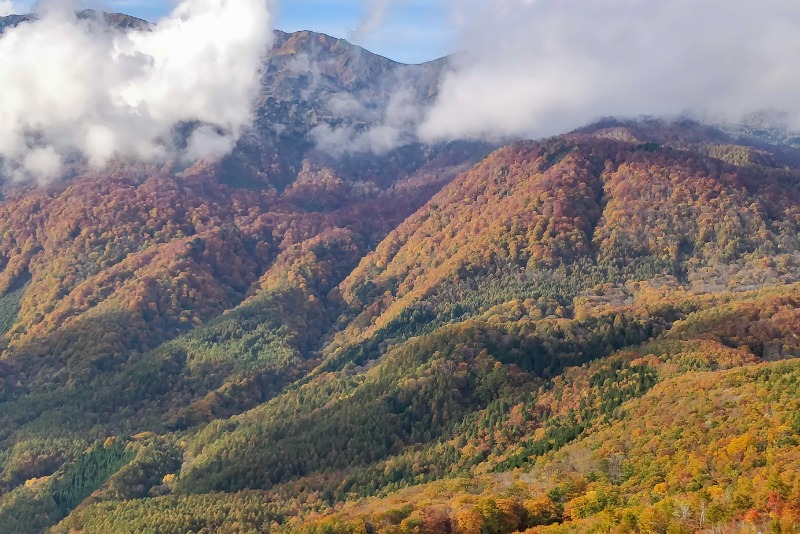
[311,83,425,155]
[419,0,800,142]
[0,0,273,182]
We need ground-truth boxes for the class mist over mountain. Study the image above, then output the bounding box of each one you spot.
[0,6,483,190]
[418,0,800,143]
[0,4,800,534]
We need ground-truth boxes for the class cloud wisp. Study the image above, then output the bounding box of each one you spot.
[350,0,393,42]
[0,0,273,182]
[311,82,427,156]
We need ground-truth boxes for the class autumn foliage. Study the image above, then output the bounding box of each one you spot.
[2,121,800,533]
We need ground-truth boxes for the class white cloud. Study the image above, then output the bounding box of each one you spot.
[311,83,424,155]
[419,0,800,142]
[0,0,273,182]
[0,1,16,16]
[22,147,62,181]
[184,125,236,162]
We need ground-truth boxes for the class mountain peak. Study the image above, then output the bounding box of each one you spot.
[272,29,398,64]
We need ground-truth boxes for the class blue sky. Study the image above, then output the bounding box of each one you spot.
[92,1,454,64]
[278,1,454,64]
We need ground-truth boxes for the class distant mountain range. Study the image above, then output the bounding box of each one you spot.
[0,10,150,32]
[1,12,800,534]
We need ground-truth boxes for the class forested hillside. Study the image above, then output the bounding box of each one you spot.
[0,117,797,533]
[1,12,800,532]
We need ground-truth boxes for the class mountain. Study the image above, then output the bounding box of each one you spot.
[0,12,487,191]
[1,12,800,534]
[228,29,458,190]
[326,119,800,359]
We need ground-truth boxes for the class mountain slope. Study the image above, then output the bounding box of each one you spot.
[5,122,791,533]
[0,17,493,531]
[48,281,800,533]
[0,11,486,429]
[323,122,800,371]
